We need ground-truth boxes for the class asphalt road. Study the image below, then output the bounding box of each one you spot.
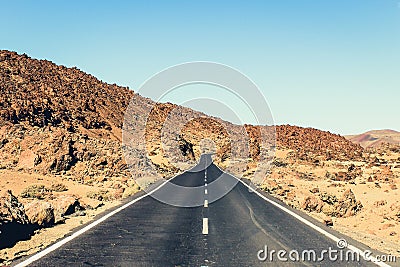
[16,155,391,267]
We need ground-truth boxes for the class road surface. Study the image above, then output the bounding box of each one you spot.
[15,155,390,266]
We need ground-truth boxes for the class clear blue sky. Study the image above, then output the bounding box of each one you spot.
[1,0,399,135]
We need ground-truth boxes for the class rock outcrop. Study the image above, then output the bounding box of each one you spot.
[50,195,83,224]
[302,189,363,218]
[25,200,55,226]
[0,191,36,249]
[301,195,324,212]
[0,190,28,226]
[335,189,363,217]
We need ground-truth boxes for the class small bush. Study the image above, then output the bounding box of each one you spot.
[272,159,288,167]
[86,190,109,201]
[122,184,141,198]
[20,184,49,199]
[49,183,68,192]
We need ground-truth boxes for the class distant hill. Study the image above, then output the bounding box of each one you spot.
[345,129,400,148]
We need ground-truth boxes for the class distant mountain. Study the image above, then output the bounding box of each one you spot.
[345,129,400,148]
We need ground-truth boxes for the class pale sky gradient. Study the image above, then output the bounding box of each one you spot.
[1,1,399,135]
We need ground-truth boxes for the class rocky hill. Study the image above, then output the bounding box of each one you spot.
[276,125,363,161]
[0,50,364,180]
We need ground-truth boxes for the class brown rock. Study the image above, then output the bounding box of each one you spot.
[320,192,337,205]
[322,204,337,217]
[50,195,83,224]
[25,200,54,226]
[301,195,324,212]
[285,191,296,201]
[373,200,387,207]
[276,125,363,162]
[0,190,28,225]
[17,149,40,169]
[0,50,366,184]
[113,188,125,199]
[323,216,333,226]
[264,180,281,193]
[334,189,363,218]
[310,187,319,194]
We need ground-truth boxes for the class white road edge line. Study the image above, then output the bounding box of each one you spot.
[14,178,172,267]
[204,199,208,208]
[202,218,209,235]
[214,165,390,267]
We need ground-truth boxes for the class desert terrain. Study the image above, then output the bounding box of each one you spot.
[0,50,399,264]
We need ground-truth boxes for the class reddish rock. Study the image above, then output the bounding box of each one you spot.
[50,195,83,223]
[301,195,324,213]
[0,190,28,225]
[334,189,363,218]
[24,200,54,226]
[323,217,334,226]
[374,200,387,207]
[310,187,319,194]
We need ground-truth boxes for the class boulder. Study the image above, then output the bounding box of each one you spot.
[25,200,54,226]
[50,195,83,224]
[320,192,337,205]
[323,216,334,226]
[322,204,337,217]
[334,189,363,217]
[309,187,319,194]
[301,195,324,212]
[0,191,37,249]
[0,190,28,225]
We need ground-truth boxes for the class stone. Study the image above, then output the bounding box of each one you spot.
[50,195,83,224]
[323,216,333,226]
[301,195,324,213]
[24,200,54,226]
[0,190,28,225]
[334,189,363,218]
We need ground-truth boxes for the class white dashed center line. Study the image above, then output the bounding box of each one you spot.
[202,218,209,235]
[203,169,209,235]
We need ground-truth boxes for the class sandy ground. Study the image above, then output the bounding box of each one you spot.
[254,149,400,257]
[0,170,139,265]
[0,201,119,265]
[1,147,399,264]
